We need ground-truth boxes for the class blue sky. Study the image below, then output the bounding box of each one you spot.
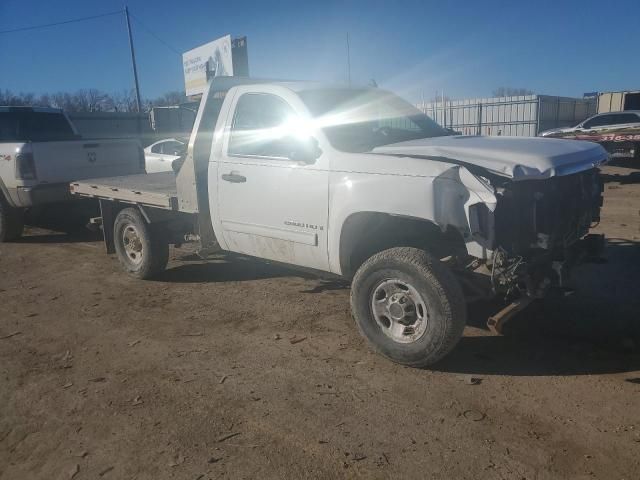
[1,0,638,101]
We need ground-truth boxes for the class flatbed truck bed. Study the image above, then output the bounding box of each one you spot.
[70,172,179,211]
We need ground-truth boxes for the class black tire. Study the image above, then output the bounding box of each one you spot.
[113,207,168,279]
[0,196,24,242]
[350,247,466,367]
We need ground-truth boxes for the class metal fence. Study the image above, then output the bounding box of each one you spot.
[418,95,596,137]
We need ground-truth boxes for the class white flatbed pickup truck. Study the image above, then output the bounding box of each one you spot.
[0,106,145,241]
[71,77,607,367]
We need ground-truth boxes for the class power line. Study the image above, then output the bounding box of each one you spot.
[0,6,181,108]
[0,10,122,35]
[124,7,142,113]
[130,13,181,56]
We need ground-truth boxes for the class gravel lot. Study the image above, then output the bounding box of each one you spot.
[1,163,639,480]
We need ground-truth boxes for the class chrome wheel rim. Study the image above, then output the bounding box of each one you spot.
[371,279,429,343]
[122,225,143,265]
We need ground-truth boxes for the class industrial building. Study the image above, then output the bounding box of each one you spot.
[596,90,640,113]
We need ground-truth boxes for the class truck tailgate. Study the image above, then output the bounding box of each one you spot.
[32,139,143,183]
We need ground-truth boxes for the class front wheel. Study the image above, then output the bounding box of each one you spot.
[114,208,169,279]
[350,247,466,367]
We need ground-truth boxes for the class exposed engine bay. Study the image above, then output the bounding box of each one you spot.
[493,168,602,255]
[470,167,605,301]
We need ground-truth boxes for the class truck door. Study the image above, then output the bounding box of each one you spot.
[214,90,330,271]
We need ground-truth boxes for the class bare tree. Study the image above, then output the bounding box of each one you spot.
[150,90,188,107]
[492,87,534,97]
[0,88,188,113]
[0,90,14,105]
[50,92,76,111]
[38,93,52,107]
[0,90,34,106]
[110,89,138,112]
[74,89,111,112]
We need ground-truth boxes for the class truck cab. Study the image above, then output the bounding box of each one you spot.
[71,78,607,367]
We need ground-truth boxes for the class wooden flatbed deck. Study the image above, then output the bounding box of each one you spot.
[70,172,179,210]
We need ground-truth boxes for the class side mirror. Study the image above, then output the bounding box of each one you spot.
[286,136,322,164]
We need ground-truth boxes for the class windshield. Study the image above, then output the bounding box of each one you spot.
[298,88,449,153]
[0,111,76,142]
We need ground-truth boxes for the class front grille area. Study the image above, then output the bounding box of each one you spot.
[494,168,603,256]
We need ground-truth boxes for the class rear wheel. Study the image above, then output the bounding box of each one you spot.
[350,247,466,367]
[0,196,24,242]
[114,208,168,279]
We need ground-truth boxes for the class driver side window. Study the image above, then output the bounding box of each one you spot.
[150,142,164,154]
[229,93,296,158]
[161,141,184,155]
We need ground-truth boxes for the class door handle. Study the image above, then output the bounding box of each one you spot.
[221,171,246,183]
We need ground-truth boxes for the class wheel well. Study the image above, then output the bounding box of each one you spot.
[102,202,195,254]
[339,212,465,278]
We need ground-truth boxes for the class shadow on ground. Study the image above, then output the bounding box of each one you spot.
[300,279,350,293]
[600,171,640,184]
[436,239,640,376]
[158,252,345,286]
[607,158,639,169]
[160,240,640,377]
[19,229,101,244]
[600,159,639,184]
[18,201,102,243]
[156,254,308,284]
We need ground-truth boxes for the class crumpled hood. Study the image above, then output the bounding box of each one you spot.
[372,135,608,180]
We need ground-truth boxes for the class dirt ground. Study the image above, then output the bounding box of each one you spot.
[1,163,639,480]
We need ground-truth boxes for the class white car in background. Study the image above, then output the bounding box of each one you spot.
[144,138,186,173]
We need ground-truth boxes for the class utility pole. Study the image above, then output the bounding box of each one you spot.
[346,32,351,86]
[124,6,142,112]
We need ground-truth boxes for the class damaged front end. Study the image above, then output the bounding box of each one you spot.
[373,135,608,331]
[490,167,604,294]
[460,167,605,330]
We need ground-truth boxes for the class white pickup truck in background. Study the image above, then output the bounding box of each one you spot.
[0,106,145,241]
[71,78,607,367]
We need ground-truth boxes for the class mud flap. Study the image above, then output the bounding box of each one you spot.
[99,200,116,254]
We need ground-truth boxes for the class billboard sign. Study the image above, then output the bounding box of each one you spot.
[183,35,233,97]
